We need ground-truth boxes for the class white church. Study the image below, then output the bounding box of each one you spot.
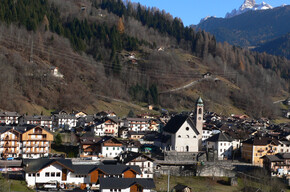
[157,97,204,152]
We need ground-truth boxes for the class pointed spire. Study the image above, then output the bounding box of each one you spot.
[197,97,203,106]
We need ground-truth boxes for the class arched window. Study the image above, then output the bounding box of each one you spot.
[186,127,189,131]
[193,136,196,138]
[178,135,181,138]
[198,108,202,114]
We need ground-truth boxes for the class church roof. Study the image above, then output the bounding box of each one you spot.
[163,115,198,134]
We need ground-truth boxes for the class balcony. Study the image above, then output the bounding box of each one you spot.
[4,137,19,141]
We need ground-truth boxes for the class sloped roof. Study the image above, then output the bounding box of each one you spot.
[243,136,279,146]
[173,184,191,191]
[95,165,141,175]
[163,115,197,134]
[99,178,155,189]
[24,159,73,173]
[119,151,154,164]
[207,132,233,142]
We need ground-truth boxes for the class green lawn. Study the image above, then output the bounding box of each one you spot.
[4,180,34,192]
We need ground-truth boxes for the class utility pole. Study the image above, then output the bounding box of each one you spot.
[167,169,170,192]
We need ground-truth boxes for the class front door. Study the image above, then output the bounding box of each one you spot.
[62,169,67,181]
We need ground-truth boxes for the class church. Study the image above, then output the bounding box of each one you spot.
[157,97,204,152]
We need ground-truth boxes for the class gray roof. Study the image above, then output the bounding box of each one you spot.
[0,111,20,117]
[206,132,233,142]
[24,159,73,173]
[99,178,155,189]
[96,165,141,175]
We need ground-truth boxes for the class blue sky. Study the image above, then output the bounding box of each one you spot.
[129,0,289,25]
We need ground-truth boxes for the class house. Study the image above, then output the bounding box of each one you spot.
[0,125,54,159]
[18,115,53,130]
[98,137,124,158]
[0,111,20,124]
[74,111,87,118]
[124,118,150,132]
[0,127,22,159]
[21,125,54,159]
[24,158,154,191]
[99,178,155,192]
[278,139,290,153]
[263,153,290,177]
[117,151,155,178]
[94,117,119,137]
[158,97,204,152]
[241,136,279,165]
[206,132,233,160]
[79,134,102,158]
[52,114,77,130]
[128,131,147,140]
[172,184,192,192]
[50,66,64,78]
[96,111,117,118]
[202,72,212,78]
[202,128,214,146]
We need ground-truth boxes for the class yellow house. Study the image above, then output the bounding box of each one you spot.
[242,136,279,166]
[21,125,54,159]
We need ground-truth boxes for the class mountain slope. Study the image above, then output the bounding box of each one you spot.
[197,5,290,47]
[0,0,288,119]
[254,33,290,59]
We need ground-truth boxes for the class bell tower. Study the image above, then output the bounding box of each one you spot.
[196,97,204,150]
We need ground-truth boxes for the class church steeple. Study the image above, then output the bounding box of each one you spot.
[196,97,204,150]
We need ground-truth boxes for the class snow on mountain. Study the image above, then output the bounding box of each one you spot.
[225,0,273,18]
[199,16,216,23]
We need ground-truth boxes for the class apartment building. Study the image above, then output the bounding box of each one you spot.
[0,125,53,159]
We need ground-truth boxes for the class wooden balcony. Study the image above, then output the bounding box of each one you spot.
[25,150,47,154]
[4,137,19,141]
[3,150,19,154]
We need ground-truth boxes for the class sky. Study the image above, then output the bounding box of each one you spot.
[128,0,289,26]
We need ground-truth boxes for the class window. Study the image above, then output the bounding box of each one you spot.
[187,135,189,138]
[148,162,150,167]
[56,172,61,177]
[220,149,222,152]
[193,136,196,138]
[178,135,181,138]
[51,172,55,177]
[28,173,32,177]
[37,173,40,177]
[198,108,202,114]
[32,173,36,177]
[106,147,109,150]
[113,147,115,150]
[45,172,49,177]
[186,127,189,131]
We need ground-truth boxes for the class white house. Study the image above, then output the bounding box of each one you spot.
[0,111,20,124]
[53,114,77,130]
[124,118,150,132]
[206,132,233,160]
[117,151,155,178]
[24,158,155,191]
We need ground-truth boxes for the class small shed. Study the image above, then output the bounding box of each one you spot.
[172,184,192,192]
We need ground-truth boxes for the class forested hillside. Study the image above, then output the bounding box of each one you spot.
[197,5,290,48]
[254,33,290,59]
[0,0,288,118]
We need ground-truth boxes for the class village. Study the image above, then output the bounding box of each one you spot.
[0,97,289,192]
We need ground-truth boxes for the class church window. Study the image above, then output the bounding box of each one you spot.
[178,135,181,138]
[186,127,189,131]
[187,135,189,138]
[198,108,202,114]
[193,136,196,138]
